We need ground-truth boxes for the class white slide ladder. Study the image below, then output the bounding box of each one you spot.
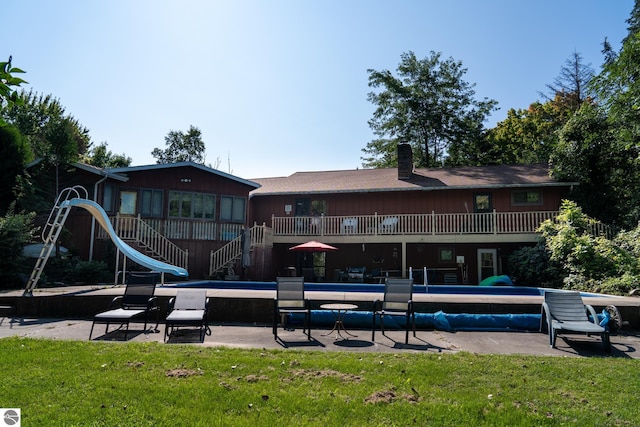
[23,186,88,296]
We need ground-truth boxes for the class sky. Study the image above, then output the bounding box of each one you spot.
[4,1,634,180]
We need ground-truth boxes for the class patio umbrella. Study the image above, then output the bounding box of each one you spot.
[289,240,338,252]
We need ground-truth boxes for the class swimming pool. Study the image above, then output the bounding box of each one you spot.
[171,280,614,331]
[173,280,547,296]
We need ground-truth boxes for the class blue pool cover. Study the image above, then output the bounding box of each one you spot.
[289,310,542,332]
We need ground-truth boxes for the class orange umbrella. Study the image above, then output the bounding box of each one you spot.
[289,241,338,252]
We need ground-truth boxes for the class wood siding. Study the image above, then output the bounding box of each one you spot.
[249,186,570,226]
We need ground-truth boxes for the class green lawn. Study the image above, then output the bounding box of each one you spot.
[1,337,639,426]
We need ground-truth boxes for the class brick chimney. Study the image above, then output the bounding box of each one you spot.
[397,143,413,180]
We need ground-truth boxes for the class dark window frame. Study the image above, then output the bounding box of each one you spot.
[169,190,216,220]
[511,189,543,206]
[220,195,246,223]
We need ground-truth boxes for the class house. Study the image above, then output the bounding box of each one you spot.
[30,161,260,279]
[248,145,579,284]
[30,146,582,285]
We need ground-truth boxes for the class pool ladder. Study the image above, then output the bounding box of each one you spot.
[23,186,88,296]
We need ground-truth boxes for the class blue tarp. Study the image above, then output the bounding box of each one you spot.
[288,310,542,332]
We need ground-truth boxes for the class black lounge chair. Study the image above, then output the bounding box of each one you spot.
[372,278,415,344]
[541,290,611,352]
[273,276,311,341]
[89,272,160,340]
[164,289,211,342]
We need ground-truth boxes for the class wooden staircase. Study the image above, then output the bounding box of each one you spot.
[101,214,189,270]
[209,224,271,277]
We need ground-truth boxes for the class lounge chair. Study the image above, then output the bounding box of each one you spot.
[372,278,415,344]
[89,272,160,340]
[164,289,211,342]
[273,276,311,341]
[541,290,611,352]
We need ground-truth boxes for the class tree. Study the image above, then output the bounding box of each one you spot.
[2,90,91,201]
[0,55,27,126]
[532,200,640,295]
[151,125,206,164]
[0,205,36,283]
[541,51,595,110]
[550,101,640,228]
[362,51,497,168]
[83,142,132,168]
[623,0,640,45]
[584,1,640,227]
[480,91,581,166]
[0,125,32,214]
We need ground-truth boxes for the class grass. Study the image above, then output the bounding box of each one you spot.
[1,337,639,426]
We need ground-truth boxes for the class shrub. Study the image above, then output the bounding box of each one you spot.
[64,260,110,284]
[507,243,562,288]
[0,206,36,277]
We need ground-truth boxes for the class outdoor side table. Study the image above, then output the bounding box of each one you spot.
[320,303,358,340]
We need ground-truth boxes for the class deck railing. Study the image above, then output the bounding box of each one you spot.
[98,216,244,242]
[271,210,612,238]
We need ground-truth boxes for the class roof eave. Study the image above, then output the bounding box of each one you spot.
[250,181,579,197]
[107,161,261,189]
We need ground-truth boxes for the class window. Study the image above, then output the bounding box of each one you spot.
[169,191,216,219]
[439,248,454,263]
[220,196,246,223]
[141,189,163,217]
[473,193,493,213]
[295,198,310,216]
[103,184,115,213]
[296,198,327,216]
[511,190,543,206]
[119,191,137,215]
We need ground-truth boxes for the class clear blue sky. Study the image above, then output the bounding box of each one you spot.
[4,0,633,179]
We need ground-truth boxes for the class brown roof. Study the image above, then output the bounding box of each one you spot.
[250,164,577,196]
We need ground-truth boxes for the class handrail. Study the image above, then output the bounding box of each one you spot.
[208,223,269,276]
[136,216,189,269]
[101,214,189,269]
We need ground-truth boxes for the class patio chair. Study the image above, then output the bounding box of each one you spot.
[164,289,211,342]
[273,276,311,341]
[378,216,398,234]
[89,271,160,340]
[541,290,611,352]
[443,273,458,284]
[341,218,358,234]
[372,278,415,344]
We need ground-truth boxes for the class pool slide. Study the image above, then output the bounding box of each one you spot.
[63,198,189,277]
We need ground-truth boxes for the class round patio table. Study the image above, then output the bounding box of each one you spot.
[320,303,358,340]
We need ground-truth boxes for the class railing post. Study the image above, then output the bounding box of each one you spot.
[493,209,497,235]
[431,211,435,235]
[374,212,378,236]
